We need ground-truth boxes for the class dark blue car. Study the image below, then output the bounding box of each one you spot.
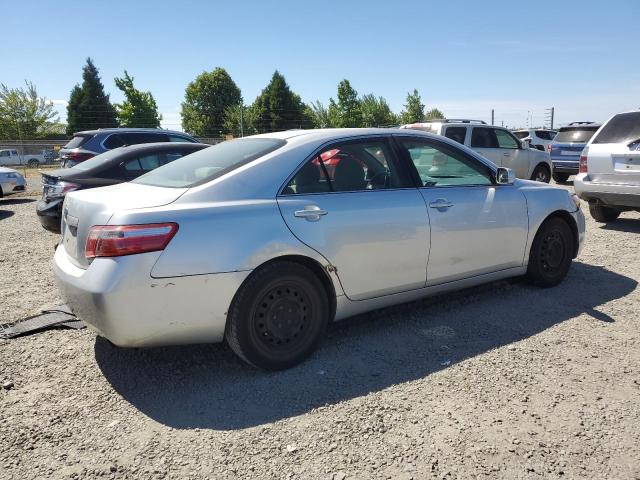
[549,122,601,183]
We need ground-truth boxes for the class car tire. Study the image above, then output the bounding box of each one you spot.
[27,159,39,168]
[0,186,3,198]
[588,202,620,223]
[531,164,551,183]
[225,261,329,370]
[526,217,574,288]
[552,172,570,184]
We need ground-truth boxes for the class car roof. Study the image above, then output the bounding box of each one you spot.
[73,128,195,136]
[559,122,602,129]
[252,127,434,143]
[106,142,207,154]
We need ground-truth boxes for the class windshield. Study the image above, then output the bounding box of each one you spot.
[592,112,640,145]
[512,131,529,139]
[554,127,599,143]
[132,137,286,188]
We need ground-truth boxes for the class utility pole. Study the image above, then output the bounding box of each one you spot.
[544,107,555,129]
[491,109,494,125]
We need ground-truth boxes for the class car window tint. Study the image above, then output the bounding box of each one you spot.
[64,135,93,149]
[554,127,598,143]
[103,134,125,149]
[138,154,161,171]
[592,112,640,144]
[122,132,168,145]
[495,129,519,149]
[513,131,529,139]
[399,139,493,187]
[283,139,407,194]
[444,126,467,144]
[123,158,143,172]
[470,127,499,148]
[168,135,194,143]
[0,151,9,157]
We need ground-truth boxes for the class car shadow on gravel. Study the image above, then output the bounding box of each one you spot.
[0,210,15,220]
[600,218,640,234]
[94,261,636,430]
[0,197,36,205]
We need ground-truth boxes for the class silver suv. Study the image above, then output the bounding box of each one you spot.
[400,119,553,182]
[574,111,640,222]
[59,128,198,167]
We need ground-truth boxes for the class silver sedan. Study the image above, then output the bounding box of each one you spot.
[54,129,585,370]
[0,167,27,198]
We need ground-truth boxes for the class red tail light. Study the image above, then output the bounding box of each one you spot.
[85,223,178,259]
[546,144,552,153]
[63,152,94,162]
[579,155,588,173]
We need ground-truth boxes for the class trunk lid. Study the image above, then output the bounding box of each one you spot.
[61,182,187,268]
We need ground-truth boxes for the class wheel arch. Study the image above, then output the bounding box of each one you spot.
[536,210,580,259]
[530,161,551,181]
[238,254,338,323]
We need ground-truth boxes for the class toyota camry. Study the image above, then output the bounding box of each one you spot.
[53,128,585,370]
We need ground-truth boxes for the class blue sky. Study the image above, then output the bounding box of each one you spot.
[3,0,639,130]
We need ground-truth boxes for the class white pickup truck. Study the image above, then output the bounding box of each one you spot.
[0,149,46,167]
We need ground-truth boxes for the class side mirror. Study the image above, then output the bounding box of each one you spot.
[496,167,515,185]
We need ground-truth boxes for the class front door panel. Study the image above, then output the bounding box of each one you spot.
[420,185,528,285]
[277,190,430,300]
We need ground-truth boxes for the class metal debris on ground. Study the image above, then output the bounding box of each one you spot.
[0,305,84,339]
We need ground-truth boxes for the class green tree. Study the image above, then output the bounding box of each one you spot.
[223,103,258,137]
[400,89,425,124]
[306,100,337,128]
[329,79,362,127]
[0,81,59,139]
[66,58,118,134]
[359,94,398,127]
[114,71,161,128]
[250,71,312,133]
[181,67,241,137]
[425,107,445,120]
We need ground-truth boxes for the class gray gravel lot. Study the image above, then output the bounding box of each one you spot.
[1,186,639,479]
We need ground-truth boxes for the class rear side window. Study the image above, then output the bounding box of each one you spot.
[470,127,499,148]
[64,135,93,149]
[554,127,598,143]
[282,139,408,194]
[444,127,467,144]
[592,112,640,145]
[133,138,286,188]
[168,134,196,143]
[535,130,556,140]
[513,131,529,139]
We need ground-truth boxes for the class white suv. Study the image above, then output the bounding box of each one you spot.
[401,120,553,182]
[574,110,640,222]
[512,128,557,151]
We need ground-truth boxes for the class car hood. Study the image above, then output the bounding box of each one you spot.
[0,167,20,175]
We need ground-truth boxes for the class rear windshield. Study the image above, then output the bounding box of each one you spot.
[592,112,640,145]
[132,137,286,188]
[554,127,599,143]
[71,149,122,170]
[64,135,93,149]
[512,131,529,139]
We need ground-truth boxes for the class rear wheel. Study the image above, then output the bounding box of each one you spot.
[27,159,39,168]
[225,261,329,370]
[526,217,574,287]
[552,172,570,184]
[531,164,551,183]
[588,202,620,223]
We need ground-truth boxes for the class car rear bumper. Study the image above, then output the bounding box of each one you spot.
[36,198,63,233]
[551,160,579,174]
[53,245,251,347]
[574,174,640,208]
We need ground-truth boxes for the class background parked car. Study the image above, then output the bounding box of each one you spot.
[574,111,640,222]
[512,128,557,151]
[0,149,46,167]
[400,119,553,182]
[0,167,26,197]
[37,142,208,233]
[58,128,199,168]
[549,122,601,183]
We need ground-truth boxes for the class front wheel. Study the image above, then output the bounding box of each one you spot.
[526,217,574,287]
[225,261,329,370]
[531,164,551,183]
[588,202,620,223]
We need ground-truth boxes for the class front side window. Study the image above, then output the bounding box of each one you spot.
[399,138,493,187]
[592,112,640,145]
[133,138,286,188]
[495,129,519,149]
[444,126,467,144]
[470,127,499,148]
[103,134,125,149]
[283,139,408,194]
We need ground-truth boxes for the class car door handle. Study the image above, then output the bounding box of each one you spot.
[428,199,454,209]
[294,206,328,221]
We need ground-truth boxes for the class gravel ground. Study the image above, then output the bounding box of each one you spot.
[1,185,639,479]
